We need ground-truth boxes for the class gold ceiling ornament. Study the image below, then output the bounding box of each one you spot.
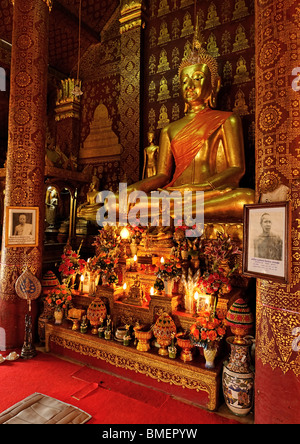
[10,0,53,11]
[120,0,145,33]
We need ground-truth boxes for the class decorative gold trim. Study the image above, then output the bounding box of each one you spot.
[45,322,221,411]
[10,0,53,11]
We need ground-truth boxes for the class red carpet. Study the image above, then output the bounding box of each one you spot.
[0,350,240,425]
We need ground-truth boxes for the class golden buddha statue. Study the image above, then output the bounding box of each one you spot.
[77,175,100,219]
[124,40,254,222]
[78,33,254,225]
[142,131,159,179]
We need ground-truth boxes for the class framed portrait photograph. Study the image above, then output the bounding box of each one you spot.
[242,202,291,283]
[5,207,39,248]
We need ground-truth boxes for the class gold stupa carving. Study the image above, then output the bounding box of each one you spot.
[80,104,121,161]
[172,18,181,40]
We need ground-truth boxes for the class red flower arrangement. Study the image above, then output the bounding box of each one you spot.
[92,226,121,283]
[189,311,226,349]
[155,256,182,281]
[198,268,232,295]
[45,284,72,311]
[58,242,86,284]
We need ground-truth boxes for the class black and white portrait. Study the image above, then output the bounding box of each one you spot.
[243,203,290,283]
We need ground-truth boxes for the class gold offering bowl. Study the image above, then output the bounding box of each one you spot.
[68,318,81,331]
[230,325,251,345]
[135,329,153,352]
[176,333,194,362]
[156,337,172,356]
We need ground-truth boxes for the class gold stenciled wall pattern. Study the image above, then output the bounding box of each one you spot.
[143,0,255,189]
[255,0,300,388]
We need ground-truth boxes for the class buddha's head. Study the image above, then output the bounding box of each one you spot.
[179,43,221,109]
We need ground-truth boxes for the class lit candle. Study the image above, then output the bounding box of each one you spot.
[120,227,130,240]
[134,254,137,263]
[160,257,165,264]
[194,291,199,313]
[123,282,127,296]
[150,287,154,296]
[80,274,84,293]
[206,296,211,311]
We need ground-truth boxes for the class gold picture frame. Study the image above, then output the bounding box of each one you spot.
[5,206,39,248]
[242,202,291,283]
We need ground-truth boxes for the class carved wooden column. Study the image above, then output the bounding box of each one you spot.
[0,0,51,349]
[255,0,300,423]
[119,0,146,183]
[55,79,81,165]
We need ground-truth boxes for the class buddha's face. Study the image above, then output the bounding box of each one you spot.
[180,63,212,106]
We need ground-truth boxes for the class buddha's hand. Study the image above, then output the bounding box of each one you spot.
[164,183,212,192]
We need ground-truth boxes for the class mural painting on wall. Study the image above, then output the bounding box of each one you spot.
[143,0,255,189]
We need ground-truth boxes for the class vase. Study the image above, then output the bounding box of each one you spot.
[164,279,174,295]
[54,308,63,325]
[203,346,218,369]
[222,337,254,416]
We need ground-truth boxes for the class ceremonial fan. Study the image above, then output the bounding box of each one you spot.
[15,268,42,359]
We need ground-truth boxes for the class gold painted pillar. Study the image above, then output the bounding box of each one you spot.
[0,0,51,349]
[119,0,146,183]
[255,0,300,423]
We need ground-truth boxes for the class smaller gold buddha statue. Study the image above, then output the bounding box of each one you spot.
[77,175,100,219]
[142,132,159,179]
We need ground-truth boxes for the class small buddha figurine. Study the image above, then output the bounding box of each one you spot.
[142,132,159,179]
[77,175,100,219]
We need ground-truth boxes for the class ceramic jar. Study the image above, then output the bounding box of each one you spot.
[222,337,254,416]
[164,279,174,295]
[203,346,218,369]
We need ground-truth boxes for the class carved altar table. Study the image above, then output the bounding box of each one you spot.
[44,321,223,411]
